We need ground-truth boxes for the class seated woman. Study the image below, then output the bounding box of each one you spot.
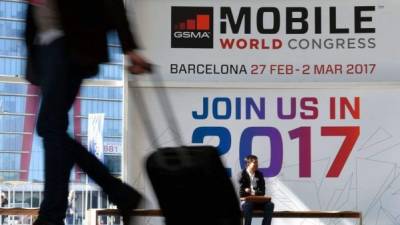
[239,155,274,225]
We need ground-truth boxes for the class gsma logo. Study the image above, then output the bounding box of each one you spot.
[171,7,213,48]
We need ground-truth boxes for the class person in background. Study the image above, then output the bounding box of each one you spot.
[65,191,75,225]
[24,0,151,225]
[0,192,8,224]
[0,192,7,207]
[239,155,275,225]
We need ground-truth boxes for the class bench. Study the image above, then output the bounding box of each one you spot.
[0,208,39,216]
[87,209,362,225]
[0,208,362,225]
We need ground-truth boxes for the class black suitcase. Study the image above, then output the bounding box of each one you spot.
[133,66,241,225]
[146,146,241,225]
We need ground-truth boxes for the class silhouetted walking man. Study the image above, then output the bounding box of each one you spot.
[24,0,150,224]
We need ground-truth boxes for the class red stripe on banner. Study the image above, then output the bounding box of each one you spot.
[20,85,40,181]
[197,15,210,31]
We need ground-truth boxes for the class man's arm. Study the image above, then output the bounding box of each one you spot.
[255,172,266,196]
[105,0,150,74]
[238,172,250,197]
[104,0,137,52]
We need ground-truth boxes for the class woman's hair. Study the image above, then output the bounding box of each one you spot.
[244,155,258,166]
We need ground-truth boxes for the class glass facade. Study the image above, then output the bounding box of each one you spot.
[0,0,125,224]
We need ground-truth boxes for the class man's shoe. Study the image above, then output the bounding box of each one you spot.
[112,183,142,225]
[33,218,63,225]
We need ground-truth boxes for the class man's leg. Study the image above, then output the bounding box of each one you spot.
[35,38,82,224]
[36,37,140,225]
[241,202,254,225]
[67,137,142,225]
[261,202,274,225]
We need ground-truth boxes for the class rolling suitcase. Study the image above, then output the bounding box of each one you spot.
[133,66,241,225]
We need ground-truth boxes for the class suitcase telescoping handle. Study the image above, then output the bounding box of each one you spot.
[131,64,185,151]
[132,65,193,169]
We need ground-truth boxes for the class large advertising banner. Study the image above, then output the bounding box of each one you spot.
[128,0,400,82]
[124,0,400,225]
[125,86,400,225]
